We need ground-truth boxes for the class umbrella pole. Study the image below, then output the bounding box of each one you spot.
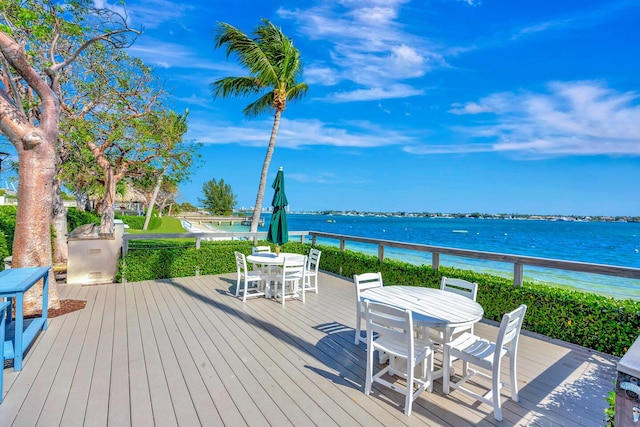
[275,245,281,255]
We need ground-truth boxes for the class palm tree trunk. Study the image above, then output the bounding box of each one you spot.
[250,110,282,233]
[143,167,166,230]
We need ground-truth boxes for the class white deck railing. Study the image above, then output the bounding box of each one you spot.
[122,230,640,287]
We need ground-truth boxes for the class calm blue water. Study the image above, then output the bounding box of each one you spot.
[213,214,640,300]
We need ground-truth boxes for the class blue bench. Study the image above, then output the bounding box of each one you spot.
[0,300,10,403]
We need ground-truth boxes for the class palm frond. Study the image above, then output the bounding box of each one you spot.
[287,83,309,103]
[210,76,264,99]
[243,93,274,117]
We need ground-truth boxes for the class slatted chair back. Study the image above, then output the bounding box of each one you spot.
[445,304,528,421]
[440,277,478,301]
[364,300,433,416]
[303,248,322,293]
[353,272,383,344]
[275,255,307,307]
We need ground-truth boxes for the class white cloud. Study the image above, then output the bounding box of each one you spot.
[450,81,640,157]
[278,1,445,101]
[510,0,635,41]
[304,66,342,86]
[127,38,239,73]
[186,117,416,149]
[323,84,424,102]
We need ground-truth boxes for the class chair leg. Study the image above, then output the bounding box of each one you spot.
[364,345,374,395]
[242,279,248,303]
[426,352,434,393]
[509,353,519,402]
[355,310,362,345]
[404,362,414,416]
[492,365,503,421]
[235,276,241,297]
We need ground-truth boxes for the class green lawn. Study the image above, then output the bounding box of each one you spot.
[125,216,187,234]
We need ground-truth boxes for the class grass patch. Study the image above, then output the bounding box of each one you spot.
[126,216,187,234]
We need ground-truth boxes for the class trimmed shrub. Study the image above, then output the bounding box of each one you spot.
[67,207,101,232]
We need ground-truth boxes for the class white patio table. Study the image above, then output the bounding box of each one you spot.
[246,252,305,298]
[360,285,484,393]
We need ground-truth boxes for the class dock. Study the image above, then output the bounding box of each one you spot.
[174,215,264,227]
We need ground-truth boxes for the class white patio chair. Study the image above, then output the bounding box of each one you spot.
[364,300,434,416]
[430,277,479,347]
[234,251,265,302]
[251,245,272,274]
[303,248,321,293]
[274,254,307,307]
[444,304,528,421]
[353,272,383,345]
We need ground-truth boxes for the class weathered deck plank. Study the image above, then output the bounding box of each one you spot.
[0,272,618,426]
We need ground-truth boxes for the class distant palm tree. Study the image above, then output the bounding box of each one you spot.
[212,19,308,232]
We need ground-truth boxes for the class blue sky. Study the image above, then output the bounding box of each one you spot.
[114,0,638,216]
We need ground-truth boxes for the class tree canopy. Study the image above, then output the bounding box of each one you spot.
[212,19,307,231]
[200,178,237,216]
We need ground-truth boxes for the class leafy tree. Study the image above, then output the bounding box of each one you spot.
[0,0,138,312]
[200,179,237,216]
[72,50,168,235]
[180,202,198,213]
[212,19,307,232]
[137,109,200,230]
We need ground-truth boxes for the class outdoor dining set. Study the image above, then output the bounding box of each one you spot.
[233,246,528,420]
[234,246,321,306]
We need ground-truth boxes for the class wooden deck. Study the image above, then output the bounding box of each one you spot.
[0,272,618,426]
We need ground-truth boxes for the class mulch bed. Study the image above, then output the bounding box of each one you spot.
[23,299,87,319]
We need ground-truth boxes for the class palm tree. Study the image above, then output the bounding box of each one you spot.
[212,19,308,233]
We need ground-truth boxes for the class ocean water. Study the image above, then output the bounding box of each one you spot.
[212,214,640,300]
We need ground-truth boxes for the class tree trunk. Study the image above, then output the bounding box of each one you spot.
[12,142,60,312]
[74,191,89,211]
[100,168,117,235]
[51,176,68,264]
[143,169,165,230]
[250,110,282,233]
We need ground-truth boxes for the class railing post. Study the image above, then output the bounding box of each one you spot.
[514,263,524,286]
[196,236,201,250]
[312,235,317,246]
[340,239,345,252]
[123,237,129,257]
[378,244,384,262]
[432,252,440,270]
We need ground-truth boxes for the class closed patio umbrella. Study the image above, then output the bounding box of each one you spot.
[266,167,288,253]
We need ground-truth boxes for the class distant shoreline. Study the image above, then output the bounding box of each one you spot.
[282,211,640,223]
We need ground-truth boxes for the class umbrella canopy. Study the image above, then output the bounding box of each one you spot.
[266,167,289,247]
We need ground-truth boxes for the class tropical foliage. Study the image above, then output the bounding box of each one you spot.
[199,178,237,215]
[212,19,307,232]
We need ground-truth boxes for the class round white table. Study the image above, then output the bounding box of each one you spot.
[246,252,303,266]
[360,286,483,329]
[246,252,305,298]
[360,285,484,392]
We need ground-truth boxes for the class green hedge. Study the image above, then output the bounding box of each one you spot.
[119,240,640,357]
[67,207,101,231]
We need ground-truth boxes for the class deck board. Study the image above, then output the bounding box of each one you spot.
[0,272,619,426]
